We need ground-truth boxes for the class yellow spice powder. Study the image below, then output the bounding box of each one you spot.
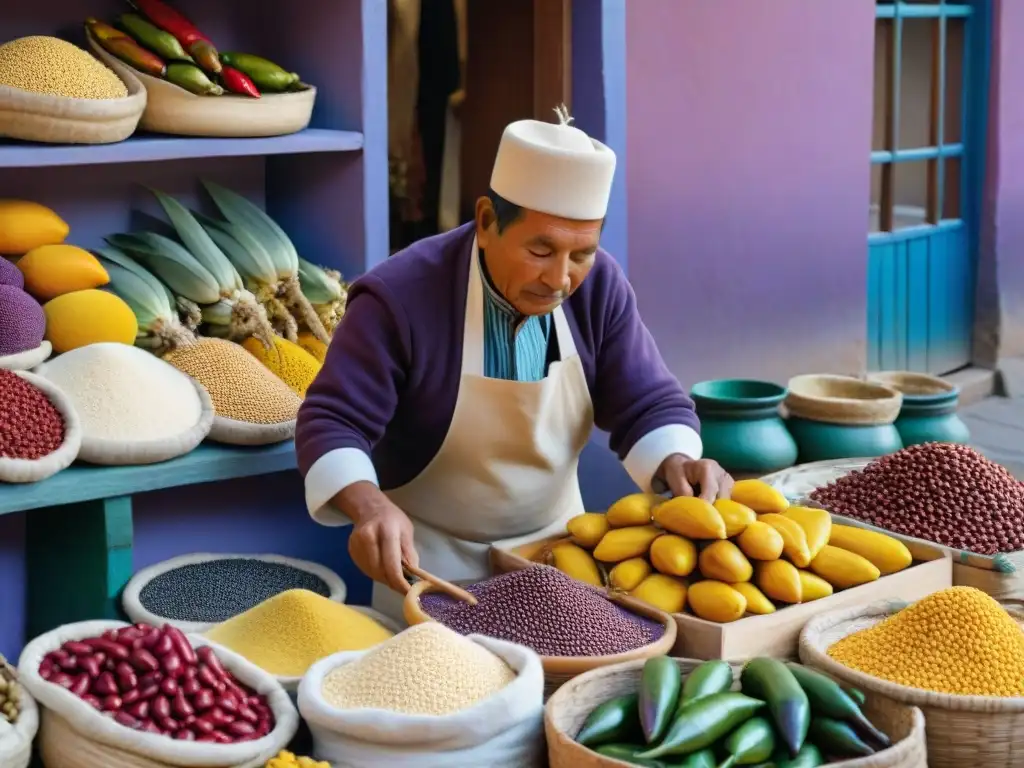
[163,337,300,425]
[205,589,393,677]
[827,586,1024,697]
[241,335,321,398]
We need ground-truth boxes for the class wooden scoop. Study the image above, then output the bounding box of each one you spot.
[403,562,478,605]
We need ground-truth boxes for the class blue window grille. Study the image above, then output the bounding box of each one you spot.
[867,0,991,374]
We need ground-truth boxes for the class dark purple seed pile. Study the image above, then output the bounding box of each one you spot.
[810,443,1024,555]
[420,566,665,656]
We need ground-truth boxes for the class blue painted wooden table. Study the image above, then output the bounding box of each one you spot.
[0,442,298,638]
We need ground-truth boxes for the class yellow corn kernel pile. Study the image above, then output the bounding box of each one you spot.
[828,586,1024,697]
[242,335,321,398]
[265,751,329,768]
[320,623,515,715]
[0,36,127,100]
[205,589,393,677]
[163,337,300,425]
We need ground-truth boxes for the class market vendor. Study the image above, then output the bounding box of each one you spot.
[295,107,733,620]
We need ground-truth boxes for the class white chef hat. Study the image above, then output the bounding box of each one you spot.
[489,105,617,221]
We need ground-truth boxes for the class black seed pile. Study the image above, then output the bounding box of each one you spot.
[420,566,665,656]
[138,558,332,622]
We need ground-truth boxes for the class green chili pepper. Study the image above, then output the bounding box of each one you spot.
[576,694,643,747]
[640,656,682,744]
[118,14,194,62]
[219,51,300,92]
[165,61,223,96]
[638,692,765,759]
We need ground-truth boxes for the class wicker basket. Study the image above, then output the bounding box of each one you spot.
[545,657,927,768]
[0,66,145,145]
[404,579,676,698]
[88,34,315,138]
[786,375,903,425]
[800,600,1024,768]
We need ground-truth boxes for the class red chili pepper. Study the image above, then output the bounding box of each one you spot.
[220,66,261,98]
[132,0,221,73]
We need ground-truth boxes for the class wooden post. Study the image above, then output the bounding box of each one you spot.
[26,496,133,637]
[533,0,572,120]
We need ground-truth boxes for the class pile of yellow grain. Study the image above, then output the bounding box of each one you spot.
[205,589,393,677]
[828,586,1024,697]
[0,36,127,100]
[163,337,300,424]
[241,336,321,397]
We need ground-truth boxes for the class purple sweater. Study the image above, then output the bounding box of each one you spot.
[296,224,701,506]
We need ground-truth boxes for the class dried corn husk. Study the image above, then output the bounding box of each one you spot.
[298,257,347,336]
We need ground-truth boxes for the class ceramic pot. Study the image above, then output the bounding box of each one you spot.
[785,416,904,463]
[690,379,798,474]
[867,371,971,447]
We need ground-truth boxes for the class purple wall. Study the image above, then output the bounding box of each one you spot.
[624,1,876,387]
[978,0,1024,362]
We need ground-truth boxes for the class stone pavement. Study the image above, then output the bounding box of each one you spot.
[962,396,1024,479]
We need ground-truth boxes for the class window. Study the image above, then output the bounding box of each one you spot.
[870,1,969,233]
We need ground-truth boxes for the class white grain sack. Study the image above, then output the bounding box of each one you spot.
[36,343,214,465]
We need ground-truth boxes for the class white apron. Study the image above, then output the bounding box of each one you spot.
[373,240,594,621]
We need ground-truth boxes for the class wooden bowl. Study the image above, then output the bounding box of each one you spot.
[404,576,677,698]
[0,60,145,145]
[88,33,315,138]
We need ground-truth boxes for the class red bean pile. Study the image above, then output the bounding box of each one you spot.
[39,623,275,743]
[420,566,665,656]
[0,369,64,460]
[810,443,1024,555]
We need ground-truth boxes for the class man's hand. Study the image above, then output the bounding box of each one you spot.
[658,454,734,502]
[333,482,420,594]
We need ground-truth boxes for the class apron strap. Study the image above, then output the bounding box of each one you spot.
[462,238,485,376]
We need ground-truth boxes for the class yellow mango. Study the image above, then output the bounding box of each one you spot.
[758,514,812,568]
[43,289,137,353]
[687,580,747,623]
[714,498,757,537]
[630,573,687,614]
[593,525,662,562]
[731,479,790,514]
[566,512,611,549]
[0,199,69,255]
[649,534,697,577]
[730,582,776,615]
[606,493,663,527]
[699,540,753,583]
[827,524,913,575]
[548,542,603,587]
[609,557,652,592]
[17,244,109,301]
[653,497,727,539]
[809,545,881,589]
[798,569,834,601]
[756,560,803,604]
[783,506,832,561]
[737,521,785,561]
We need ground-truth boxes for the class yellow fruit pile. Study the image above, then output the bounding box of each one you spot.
[265,751,329,768]
[553,479,914,623]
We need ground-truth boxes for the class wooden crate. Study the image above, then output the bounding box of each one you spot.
[490,534,952,661]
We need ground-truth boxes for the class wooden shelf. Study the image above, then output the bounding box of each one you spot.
[0,129,363,169]
[0,442,298,516]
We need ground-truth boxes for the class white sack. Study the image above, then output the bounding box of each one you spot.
[17,620,298,767]
[298,634,545,768]
[0,680,38,768]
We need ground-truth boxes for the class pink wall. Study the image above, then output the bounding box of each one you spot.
[625,1,876,387]
[980,0,1024,362]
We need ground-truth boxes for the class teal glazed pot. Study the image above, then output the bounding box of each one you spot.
[690,379,798,474]
[784,416,904,463]
[868,372,971,447]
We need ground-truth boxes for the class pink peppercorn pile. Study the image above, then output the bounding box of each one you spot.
[0,369,64,460]
[810,443,1024,555]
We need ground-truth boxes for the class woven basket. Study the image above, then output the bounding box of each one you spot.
[866,372,957,397]
[545,657,926,768]
[0,675,38,768]
[404,579,676,698]
[122,552,347,634]
[0,66,145,145]
[786,375,903,426]
[800,600,1024,768]
[88,34,315,138]
[0,370,82,484]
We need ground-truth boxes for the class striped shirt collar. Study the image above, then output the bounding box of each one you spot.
[478,249,521,320]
